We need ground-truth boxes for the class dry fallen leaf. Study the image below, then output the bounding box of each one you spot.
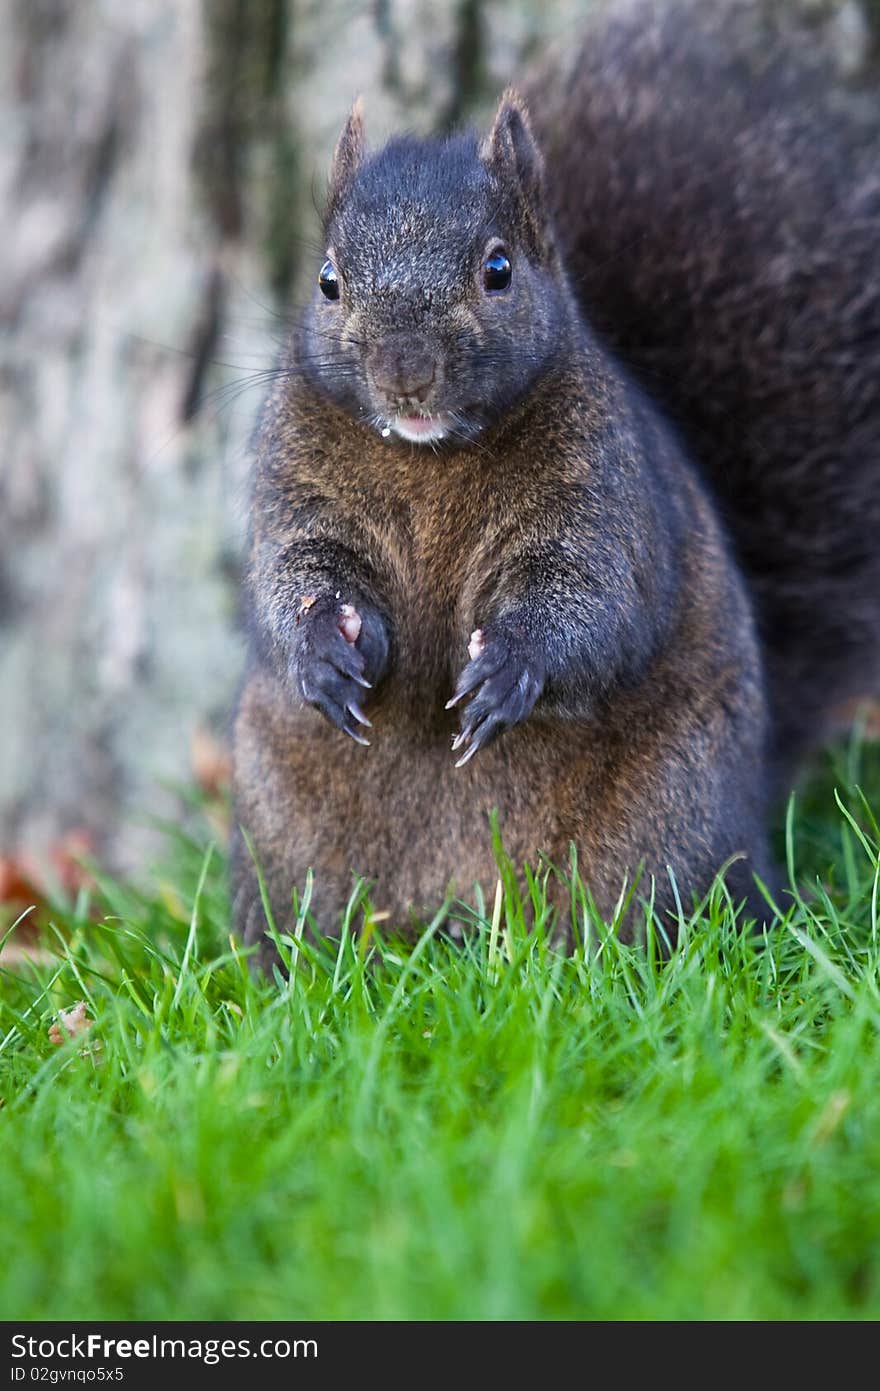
[0,854,44,916]
[190,724,232,799]
[0,832,97,968]
[48,1001,93,1046]
[1,831,95,918]
[1,856,48,966]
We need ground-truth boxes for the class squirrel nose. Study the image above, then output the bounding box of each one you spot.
[368,335,438,406]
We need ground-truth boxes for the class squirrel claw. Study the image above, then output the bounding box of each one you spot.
[445,671,484,709]
[346,701,372,728]
[454,742,480,768]
[449,626,545,763]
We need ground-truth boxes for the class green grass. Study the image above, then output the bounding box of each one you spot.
[2,736,880,1321]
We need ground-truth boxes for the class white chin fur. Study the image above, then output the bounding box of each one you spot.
[388,414,450,444]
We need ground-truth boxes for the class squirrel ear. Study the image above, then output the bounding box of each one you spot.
[327,99,367,217]
[481,88,550,255]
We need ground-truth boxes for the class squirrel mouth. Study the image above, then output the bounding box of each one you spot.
[385,412,450,444]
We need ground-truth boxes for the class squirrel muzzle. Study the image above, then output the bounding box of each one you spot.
[367,333,441,410]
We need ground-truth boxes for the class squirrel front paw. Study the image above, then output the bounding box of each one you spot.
[446,625,545,766]
[292,594,389,745]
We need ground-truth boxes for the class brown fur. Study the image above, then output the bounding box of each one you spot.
[233,341,768,969]
[232,0,879,968]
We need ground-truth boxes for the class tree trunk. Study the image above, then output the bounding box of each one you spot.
[0,0,873,882]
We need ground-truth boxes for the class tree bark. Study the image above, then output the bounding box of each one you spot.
[0,0,873,881]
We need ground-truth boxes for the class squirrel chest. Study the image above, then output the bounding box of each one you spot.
[282,398,569,719]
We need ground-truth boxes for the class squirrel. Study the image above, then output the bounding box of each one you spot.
[231,0,880,972]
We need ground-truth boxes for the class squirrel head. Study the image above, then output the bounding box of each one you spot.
[300,90,568,446]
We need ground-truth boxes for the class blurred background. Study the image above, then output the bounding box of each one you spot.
[1,0,877,890]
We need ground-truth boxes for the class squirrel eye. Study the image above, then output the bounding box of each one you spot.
[482,250,512,292]
[318,259,340,300]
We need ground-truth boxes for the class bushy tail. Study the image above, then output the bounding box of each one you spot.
[524,0,880,783]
